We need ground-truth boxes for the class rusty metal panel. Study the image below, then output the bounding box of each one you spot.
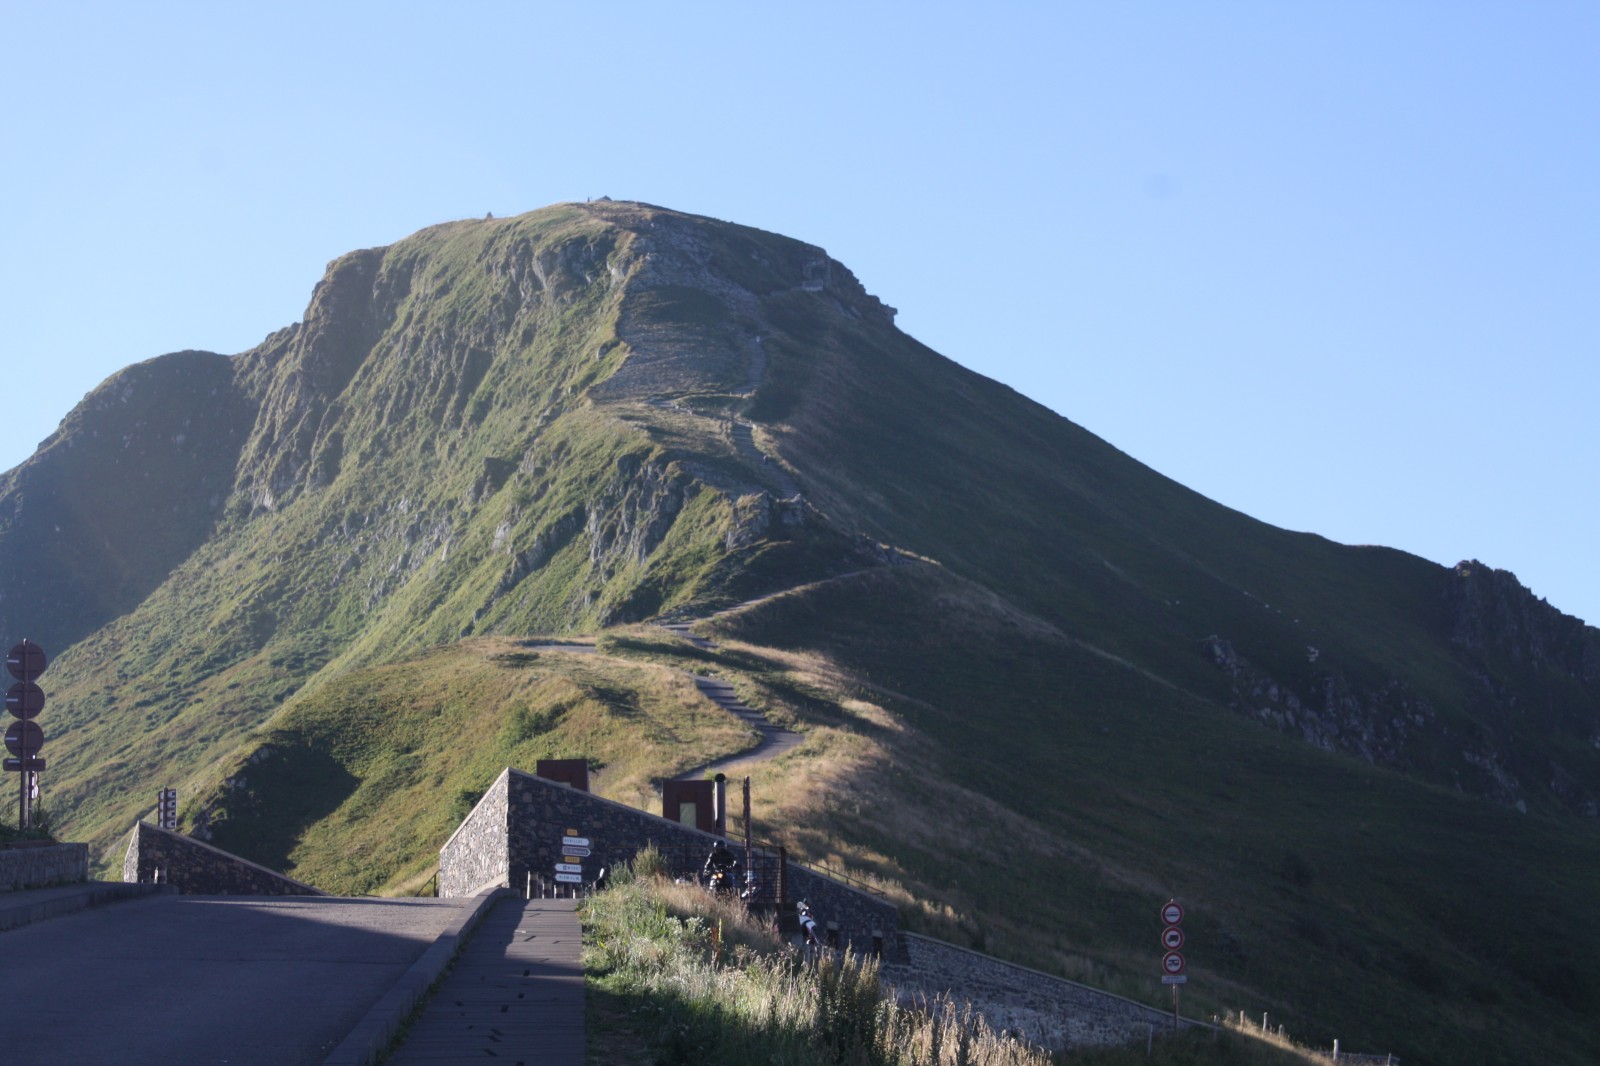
[535,758,590,792]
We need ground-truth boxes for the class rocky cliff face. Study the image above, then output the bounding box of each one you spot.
[1203,559,1600,814]
[1446,559,1600,683]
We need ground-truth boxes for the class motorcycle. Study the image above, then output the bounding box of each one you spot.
[704,866,738,897]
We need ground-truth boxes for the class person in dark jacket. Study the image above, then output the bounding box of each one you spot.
[703,840,739,892]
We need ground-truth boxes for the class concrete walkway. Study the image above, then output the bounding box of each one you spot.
[0,889,478,1066]
[386,896,584,1064]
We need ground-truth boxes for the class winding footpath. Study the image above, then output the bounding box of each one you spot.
[670,659,804,781]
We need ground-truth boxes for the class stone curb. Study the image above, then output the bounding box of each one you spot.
[321,886,510,1066]
[0,881,170,933]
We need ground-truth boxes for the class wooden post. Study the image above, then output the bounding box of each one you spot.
[742,776,752,876]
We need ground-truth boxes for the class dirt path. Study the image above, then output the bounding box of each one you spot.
[670,673,803,781]
[517,629,802,781]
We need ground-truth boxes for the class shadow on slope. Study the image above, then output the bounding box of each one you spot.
[705,564,1600,1066]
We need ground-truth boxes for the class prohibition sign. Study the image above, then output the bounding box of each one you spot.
[1161,901,1184,926]
[1162,951,1186,976]
[1161,926,1185,951]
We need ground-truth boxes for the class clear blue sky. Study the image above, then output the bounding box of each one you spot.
[4,3,1597,624]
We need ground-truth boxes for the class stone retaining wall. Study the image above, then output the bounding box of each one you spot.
[121,821,326,896]
[881,933,1204,1052]
[0,842,88,892]
[438,771,511,897]
[440,767,898,953]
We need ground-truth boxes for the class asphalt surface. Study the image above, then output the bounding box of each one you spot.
[387,897,584,1064]
[0,890,476,1066]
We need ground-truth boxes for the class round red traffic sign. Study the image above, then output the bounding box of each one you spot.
[1162,926,1185,951]
[5,719,44,756]
[1162,901,1184,926]
[1162,950,1186,976]
[6,641,47,682]
[6,682,44,720]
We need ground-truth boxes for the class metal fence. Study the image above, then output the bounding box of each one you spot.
[641,839,787,911]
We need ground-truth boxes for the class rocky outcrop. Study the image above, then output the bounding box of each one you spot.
[1203,561,1600,816]
[725,491,811,550]
[1446,560,1600,683]
[1203,636,1438,767]
[586,453,691,572]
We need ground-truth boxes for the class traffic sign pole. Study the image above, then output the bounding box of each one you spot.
[6,640,49,831]
[1160,899,1186,1032]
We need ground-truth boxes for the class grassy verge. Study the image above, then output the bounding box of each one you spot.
[580,854,1307,1065]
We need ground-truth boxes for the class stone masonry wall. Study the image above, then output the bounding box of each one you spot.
[882,933,1204,1052]
[437,769,511,897]
[0,842,88,892]
[121,821,326,896]
[439,767,898,953]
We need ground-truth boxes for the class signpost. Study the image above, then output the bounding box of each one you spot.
[1161,899,1187,1031]
[5,721,44,756]
[157,788,179,831]
[554,828,588,891]
[5,640,47,830]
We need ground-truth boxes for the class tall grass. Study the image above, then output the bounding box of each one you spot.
[581,855,1053,1066]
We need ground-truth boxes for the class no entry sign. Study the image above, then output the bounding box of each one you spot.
[5,720,43,757]
[6,682,45,719]
[6,642,47,682]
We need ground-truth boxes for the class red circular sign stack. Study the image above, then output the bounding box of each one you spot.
[1160,900,1186,981]
[5,640,48,782]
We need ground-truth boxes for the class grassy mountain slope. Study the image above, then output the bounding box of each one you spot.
[3,200,1598,1064]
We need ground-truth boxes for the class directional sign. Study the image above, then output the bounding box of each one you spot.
[6,642,47,682]
[157,788,179,831]
[1162,926,1186,951]
[1161,901,1185,926]
[554,862,583,874]
[3,757,46,773]
[563,846,591,858]
[1162,951,1186,976]
[561,835,590,849]
[5,720,44,757]
[554,872,583,884]
[6,682,45,719]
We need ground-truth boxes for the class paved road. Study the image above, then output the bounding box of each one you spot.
[0,892,473,1066]
[387,897,584,1064]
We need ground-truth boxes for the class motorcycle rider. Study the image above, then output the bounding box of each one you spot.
[703,839,739,892]
[797,900,821,951]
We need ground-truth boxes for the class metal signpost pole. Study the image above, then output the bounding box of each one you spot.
[6,640,49,831]
[1160,900,1187,1034]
